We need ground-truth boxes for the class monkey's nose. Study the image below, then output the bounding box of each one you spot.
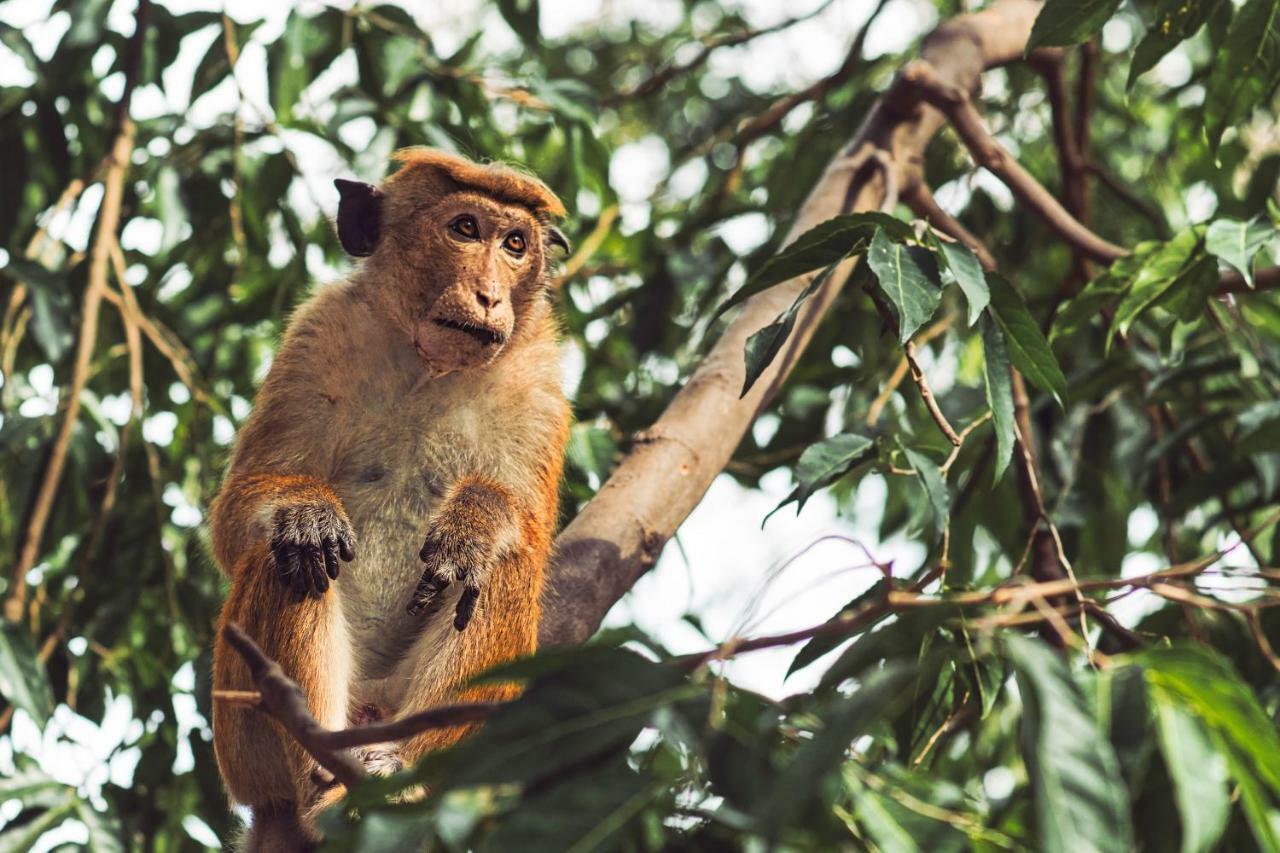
[475,289,502,309]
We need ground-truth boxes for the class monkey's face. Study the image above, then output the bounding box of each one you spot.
[334,154,570,376]
[402,193,546,374]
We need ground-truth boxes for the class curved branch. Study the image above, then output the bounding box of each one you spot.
[540,0,1046,647]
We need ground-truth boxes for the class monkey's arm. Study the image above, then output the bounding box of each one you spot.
[209,348,355,592]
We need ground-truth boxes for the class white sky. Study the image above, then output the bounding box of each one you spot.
[0,0,1187,847]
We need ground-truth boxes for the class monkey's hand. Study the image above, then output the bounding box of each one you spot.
[409,523,496,630]
[269,500,357,598]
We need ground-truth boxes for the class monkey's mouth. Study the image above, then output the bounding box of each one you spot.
[432,317,508,347]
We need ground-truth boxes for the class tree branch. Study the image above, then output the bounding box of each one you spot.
[540,0,1047,647]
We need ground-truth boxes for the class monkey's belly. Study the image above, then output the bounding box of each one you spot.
[337,510,441,679]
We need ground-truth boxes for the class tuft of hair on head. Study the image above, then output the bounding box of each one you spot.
[388,148,566,220]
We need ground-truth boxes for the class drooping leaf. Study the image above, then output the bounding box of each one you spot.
[1203,0,1280,150]
[1129,0,1228,89]
[0,619,53,728]
[980,316,1016,483]
[790,432,874,511]
[1027,0,1123,50]
[902,446,948,539]
[1205,216,1277,288]
[867,227,943,343]
[788,579,892,677]
[1007,636,1134,853]
[987,273,1068,408]
[931,231,989,326]
[1152,701,1231,853]
[818,608,955,691]
[190,18,263,103]
[713,212,911,321]
[741,261,840,397]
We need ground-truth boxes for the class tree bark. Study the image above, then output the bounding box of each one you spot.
[540,0,1044,646]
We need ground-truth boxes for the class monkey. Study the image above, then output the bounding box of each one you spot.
[208,148,572,850]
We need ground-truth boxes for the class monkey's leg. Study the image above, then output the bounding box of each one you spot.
[213,544,352,848]
[392,552,539,766]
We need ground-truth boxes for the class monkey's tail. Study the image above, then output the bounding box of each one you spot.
[242,803,317,853]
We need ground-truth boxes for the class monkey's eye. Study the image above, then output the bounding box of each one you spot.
[502,231,526,256]
[450,215,480,239]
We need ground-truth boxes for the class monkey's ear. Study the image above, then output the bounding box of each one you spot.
[334,179,383,258]
[545,226,570,256]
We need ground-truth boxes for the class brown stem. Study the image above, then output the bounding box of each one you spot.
[900,60,1126,265]
[6,127,135,621]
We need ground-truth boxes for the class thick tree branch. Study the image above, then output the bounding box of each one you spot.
[540,0,1046,647]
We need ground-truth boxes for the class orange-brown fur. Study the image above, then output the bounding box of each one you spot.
[209,149,570,848]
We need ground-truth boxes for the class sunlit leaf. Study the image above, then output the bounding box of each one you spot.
[1206,216,1276,288]
[1028,0,1123,50]
[1152,701,1230,853]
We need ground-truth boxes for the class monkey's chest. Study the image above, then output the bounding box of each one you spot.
[329,398,492,670]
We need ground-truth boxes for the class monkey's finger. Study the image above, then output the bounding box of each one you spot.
[306,547,329,595]
[338,531,356,562]
[322,541,341,580]
[454,586,480,631]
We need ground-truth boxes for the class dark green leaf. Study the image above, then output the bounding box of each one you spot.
[980,316,1016,483]
[987,273,1068,407]
[1028,0,1123,50]
[902,446,948,538]
[1007,636,1133,853]
[867,228,942,343]
[713,212,910,321]
[788,579,891,677]
[0,619,53,728]
[1203,0,1280,149]
[740,261,839,397]
[496,0,541,47]
[791,432,874,511]
[1112,229,1207,338]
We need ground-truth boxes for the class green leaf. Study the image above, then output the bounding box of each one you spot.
[1051,247,1156,341]
[1027,0,1123,50]
[190,18,263,103]
[931,232,989,326]
[740,261,840,397]
[483,762,656,853]
[818,607,955,691]
[1238,400,1280,451]
[1112,229,1207,338]
[760,661,920,838]
[987,273,1067,408]
[1206,216,1276,288]
[496,0,541,47]
[867,228,943,343]
[1129,0,1227,89]
[1204,0,1280,150]
[713,212,911,321]
[2,258,73,362]
[902,446,948,538]
[267,8,344,124]
[791,432,874,511]
[1152,701,1230,853]
[1007,636,1134,853]
[980,317,1016,483]
[787,579,891,677]
[0,619,53,728]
